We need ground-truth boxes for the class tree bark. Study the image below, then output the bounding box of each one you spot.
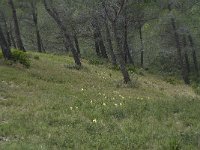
[31,2,43,53]
[104,18,117,66]
[8,0,25,51]
[182,35,190,74]
[123,12,134,65]
[74,33,80,56]
[113,22,131,84]
[139,23,144,68]
[168,4,190,84]
[0,25,12,60]
[93,31,101,57]
[188,34,199,76]
[44,0,81,66]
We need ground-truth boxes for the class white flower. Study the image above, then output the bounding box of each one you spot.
[75,106,78,109]
[81,88,84,91]
[114,104,118,107]
[90,100,93,104]
[120,103,122,106]
[93,119,97,123]
[70,107,73,110]
[103,103,106,106]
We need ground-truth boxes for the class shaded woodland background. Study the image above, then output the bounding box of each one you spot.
[0,0,200,84]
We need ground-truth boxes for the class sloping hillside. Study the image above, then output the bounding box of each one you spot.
[0,52,200,150]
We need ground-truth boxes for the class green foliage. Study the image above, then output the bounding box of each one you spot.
[11,49,30,68]
[88,57,105,66]
[0,52,200,149]
[163,76,180,85]
[0,51,3,59]
[33,55,40,60]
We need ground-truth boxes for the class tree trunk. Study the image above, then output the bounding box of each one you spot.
[113,22,131,84]
[10,23,17,48]
[44,0,81,66]
[104,18,117,66]
[124,12,134,65]
[0,25,12,60]
[8,0,25,51]
[74,33,80,56]
[188,34,199,76]
[31,2,43,53]
[168,4,190,84]
[93,31,101,57]
[182,35,190,74]
[139,23,144,68]
[1,13,11,47]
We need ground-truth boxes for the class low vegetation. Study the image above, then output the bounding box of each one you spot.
[1,52,200,149]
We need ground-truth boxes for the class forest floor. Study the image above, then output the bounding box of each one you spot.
[0,52,200,150]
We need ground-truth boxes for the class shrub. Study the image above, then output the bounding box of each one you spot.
[0,51,3,59]
[11,50,30,68]
[88,57,105,65]
[33,55,40,60]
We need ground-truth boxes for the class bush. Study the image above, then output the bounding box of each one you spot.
[33,55,40,60]
[11,50,30,68]
[0,51,3,59]
[88,57,105,65]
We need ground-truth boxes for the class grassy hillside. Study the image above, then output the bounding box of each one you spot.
[0,52,200,150]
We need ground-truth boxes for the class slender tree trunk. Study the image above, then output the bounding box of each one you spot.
[93,31,101,57]
[188,34,199,76]
[123,12,134,65]
[10,23,16,48]
[44,0,81,66]
[0,25,12,60]
[104,18,117,66]
[31,2,43,53]
[113,22,131,83]
[168,4,189,84]
[183,35,190,73]
[74,33,80,56]
[8,0,25,51]
[97,28,108,59]
[1,13,11,47]
[139,23,144,68]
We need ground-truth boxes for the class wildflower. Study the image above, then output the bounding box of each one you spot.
[75,106,78,109]
[112,97,115,100]
[103,103,106,106]
[147,97,150,100]
[93,119,97,123]
[114,104,118,107]
[81,88,84,91]
[90,100,93,104]
[141,98,144,100]
[70,107,73,110]
[120,103,122,106]
[137,97,140,100]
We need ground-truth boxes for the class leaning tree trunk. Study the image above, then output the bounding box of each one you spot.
[0,25,12,60]
[44,0,81,66]
[104,18,117,66]
[168,4,189,84]
[1,12,11,47]
[8,0,25,51]
[10,22,17,48]
[188,34,199,76]
[123,11,134,65]
[31,2,43,53]
[113,22,131,84]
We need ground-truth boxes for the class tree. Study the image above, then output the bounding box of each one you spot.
[0,24,12,60]
[43,0,81,66]
[8,0,25,51]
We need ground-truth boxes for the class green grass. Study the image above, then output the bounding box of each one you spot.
[0,52,200,150]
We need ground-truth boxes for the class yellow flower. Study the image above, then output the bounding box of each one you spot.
[93,119,97,123]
